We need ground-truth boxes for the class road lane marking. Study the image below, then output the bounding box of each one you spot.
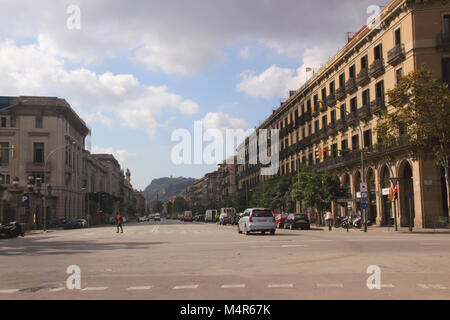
[420,243,442,246]
[429,284,447,289]
[0,289,19,293]
[268,284,294,288]
[81,287,108,291]
[380,284,395,288]
[281,245,308,248]
[48,287,65,292]
[221,284,246,289]
[127,286,153,291]
[173,285,199,290]
[316,283,343,288]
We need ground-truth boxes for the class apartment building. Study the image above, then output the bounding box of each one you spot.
[0,96,143,226]
[237,0,450,228]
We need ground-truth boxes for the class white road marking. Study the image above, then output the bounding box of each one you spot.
[281,245,308,248]
[173,285,199,290]
[430,284,447,289]
[49,287,65,292]
[221,284,246,289]
[420,243,442,246]
[81,287,108,291]
[316,283,344,288]
[127,286,153,291]
[268,284,294,288]
[0,289,19,293]
[380,284,395,288]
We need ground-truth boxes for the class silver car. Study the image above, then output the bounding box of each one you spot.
[238,208,276,235]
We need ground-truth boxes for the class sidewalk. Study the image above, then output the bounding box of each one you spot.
[316,225,450,234]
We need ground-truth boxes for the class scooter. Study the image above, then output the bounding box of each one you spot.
[0,222,24,239]
[353,217,362,229]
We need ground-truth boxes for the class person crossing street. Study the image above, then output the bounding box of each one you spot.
[116,213,124,233]
[325,211,333,232]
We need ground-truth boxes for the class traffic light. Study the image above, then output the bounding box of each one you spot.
[11,145,17,158]
[393,188,398,200]
[322,148,327,160]
[315,149,320,161]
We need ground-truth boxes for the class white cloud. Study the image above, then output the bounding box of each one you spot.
[239,46,249,59]
[202,112,250,132]
[91,146,137,166]
[83,112,114,127]
[0,40,199,137]
[0,0,391,75]
[236,45,337,100]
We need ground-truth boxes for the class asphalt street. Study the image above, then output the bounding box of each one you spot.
[1,219,450,300]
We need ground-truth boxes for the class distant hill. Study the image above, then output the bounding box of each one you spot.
[143,177,196,203]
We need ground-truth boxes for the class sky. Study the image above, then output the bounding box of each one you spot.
[0,0,391,190]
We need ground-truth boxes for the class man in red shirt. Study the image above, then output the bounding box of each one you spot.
[116,213,124,233]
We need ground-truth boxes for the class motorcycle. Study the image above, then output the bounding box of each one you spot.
[0,222,24,239]
[353,216,362,229]
[341,216,352,229]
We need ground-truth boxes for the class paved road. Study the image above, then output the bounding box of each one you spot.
[1,219,450,300]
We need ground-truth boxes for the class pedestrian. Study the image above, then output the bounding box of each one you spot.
[116,213,124,233]
[325,211,333,232]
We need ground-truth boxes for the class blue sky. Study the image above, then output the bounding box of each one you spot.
[0,0,390,190]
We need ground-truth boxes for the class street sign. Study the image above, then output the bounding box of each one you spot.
[382,188,390,196]
[361,191,368,199]
[22,194,30,207]
[362,202,368,210]
[356,192,361,199]
[406,191,414,199]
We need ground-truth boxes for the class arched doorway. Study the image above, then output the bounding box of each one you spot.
[380,166,392,226]
[367,168,377,224]
[400,161,415,227]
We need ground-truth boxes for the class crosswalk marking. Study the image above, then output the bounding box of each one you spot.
[268,284,294,288]
[48,287,65,292]
[127,286,153,291]
[173,285,199,290]
[81,287,108,291]
[221,284,246,289]
[316,283,344,288]
[0,289,19,293]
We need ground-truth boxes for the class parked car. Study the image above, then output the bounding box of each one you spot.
[148,214,155,220]
[63,220,82,229]
[238,208,276,235]
[284,213,311,230]
[77,219,88,228]
[138,216,148,222]
[183,211,193,222]
[205,209,217,222]
[275,213,288,229]
[154,213,161,221]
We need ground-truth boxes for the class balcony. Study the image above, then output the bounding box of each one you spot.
[356,69,370,87]
[303,136,312,147]
[326,94,336,107]
[312,104,320,117]
[358,104,371,121]
[320,101,328,112]
[346,112,358,127]
[26,161,51,173]
[345,78,357,94]
[287,122,294,133]
[304,111,312,123]
[310,132,319,144]
[297,115,305,126]
[387,44,405,66]
[437,33,450,50]
[335,118,347,132]
[369,59,385,78]
[326,123,337,136]
[336,87,346,101]
[370,97,386,115]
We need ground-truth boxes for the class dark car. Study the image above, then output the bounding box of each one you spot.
[63,220,82,230]
[275,213,288,229]
[284,214,311,230]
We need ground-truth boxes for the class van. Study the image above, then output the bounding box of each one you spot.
[205,209,218,222]
[219,208,236,225]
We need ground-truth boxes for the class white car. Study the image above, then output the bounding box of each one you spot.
[77,219,88,228]
[238,208,276,235]
[138,216,148,222]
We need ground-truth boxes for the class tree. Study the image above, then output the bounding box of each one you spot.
[151,200,163,213]
[173,196,188,213]
[376,66,450,217]
[166,201,173,215]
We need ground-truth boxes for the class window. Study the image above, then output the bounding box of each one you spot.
[362,89,370,107]
[307,99,311,113]
[0,174,10,185]
[331,110,336,124]
[374,44,383,60]
[35,116,43,128]
[308,153,313,166]
[444,14,450,34]
[376,81,384,98]
[322,115,327,128]
[339,73,345,88]
[33,142,44,163]
[314,120,320,132]
[350,97,357,112]
[396,68,403,84]
[361,55,368,69]
[1,117,6,128]
[442,58,450,84]
[10,116,15,128]
[349,65,355,78]
[329,81,335,95]
[364,129,373,147]
[0,142,9,164]
[332,143,338,158]
[341,139,348,151]
[340,104,346,119]
[308,124,312,136]
[313,94,319,111]
[302,127,305,140]
[395,28,401,46]
[352,135,359,150]
[321,87,327,101]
